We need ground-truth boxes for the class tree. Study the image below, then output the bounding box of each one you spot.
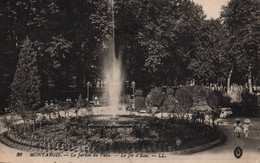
[188,19,230,85]
[0,1,19,111]
[10,37,41,122]
[133,0,206,85]
[5,0,102,100]
[221,0,260,93]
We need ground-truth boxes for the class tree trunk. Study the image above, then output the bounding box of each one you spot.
[227,69,233,94]
[248,66,253,94]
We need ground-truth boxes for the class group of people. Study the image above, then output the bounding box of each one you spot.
[233,118,251,138]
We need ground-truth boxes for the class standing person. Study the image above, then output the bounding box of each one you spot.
[233,119,243,138]
[243,119,251,138]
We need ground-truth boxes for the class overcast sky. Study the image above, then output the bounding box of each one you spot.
[193,0,230,19]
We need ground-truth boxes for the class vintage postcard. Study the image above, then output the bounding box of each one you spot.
[0,0,259,162]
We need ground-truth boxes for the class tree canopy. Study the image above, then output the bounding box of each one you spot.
[0,0,259,112]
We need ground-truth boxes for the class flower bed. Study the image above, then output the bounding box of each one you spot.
[0,116,223,153]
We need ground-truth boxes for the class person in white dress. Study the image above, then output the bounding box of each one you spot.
[243,119,251,138]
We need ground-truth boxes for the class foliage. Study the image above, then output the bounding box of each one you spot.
[147,87,165,107]
[5,114,221,153]
[206,91,221,127]
[1,0,259,105]
[1,116,14,131]
[134,89,143,97]
[1,0,106,101]
[241,91,258,117]
[175,87,194,116]
[134,97,145,111]
[77,94,85,108]
[206,91,220,110]
[188,19,230,85]
[166,88,174,95]
[212,90,231,107]
[191,86,209,105]
[135,0,205,76]
[131,120,150,141]
[163,94,177,113]
[9,37,41,121]
[220,0,259,84]
[38,105,54,119]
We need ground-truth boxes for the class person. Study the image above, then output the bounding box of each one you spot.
[233,119,242,138]
[243,119,251,138]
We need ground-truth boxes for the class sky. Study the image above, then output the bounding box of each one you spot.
[192,0,230,19]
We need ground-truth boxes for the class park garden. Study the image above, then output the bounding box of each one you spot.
[0,0,259,154]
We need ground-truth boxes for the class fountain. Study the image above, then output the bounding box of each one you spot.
[102,0,122,118]
[91,0,138,126]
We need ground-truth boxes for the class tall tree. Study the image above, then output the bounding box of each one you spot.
[221,0,260,93]
[0,1,18,110]
[10,37,41,122]
[133,0,206,85]
[189,19,230,86]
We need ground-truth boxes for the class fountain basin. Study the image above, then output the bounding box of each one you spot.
[91,105,129,116]
[89,115,144,127]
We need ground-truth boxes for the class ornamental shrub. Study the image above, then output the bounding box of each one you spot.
[166,88,174,95]
[135,89,143,97]
[175,87,194,113]
[147,87,165,107]
[206,91,221,127]
[134,97,145,111]
[192,86,209,104]
[163,94,177,113]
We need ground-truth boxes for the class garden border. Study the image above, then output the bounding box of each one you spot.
[0,132,43,152]
[0,130,226,154]
[171,131,226,154]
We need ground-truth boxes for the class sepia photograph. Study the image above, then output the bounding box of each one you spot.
[0,0,259,162]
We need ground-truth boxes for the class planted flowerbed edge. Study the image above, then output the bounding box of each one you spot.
[0,130,226,154]
[171,131,226,154]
